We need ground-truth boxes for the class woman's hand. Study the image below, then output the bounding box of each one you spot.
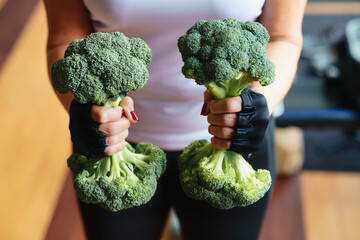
[92,96,139,156]
[202,88,270,154]
[69,96,139,158]
[202,90,241,149]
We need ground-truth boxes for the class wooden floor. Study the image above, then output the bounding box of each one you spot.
[302,171,360,240]
[0,1,360,240]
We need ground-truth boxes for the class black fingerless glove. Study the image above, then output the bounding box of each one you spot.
[69,100,107,158]
[229,88,270,154]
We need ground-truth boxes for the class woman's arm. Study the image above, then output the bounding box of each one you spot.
[253,0,307,114]
[206,0,307,149]
[44,0,93,112]
[44,0,138,155]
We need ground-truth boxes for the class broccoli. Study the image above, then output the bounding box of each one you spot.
[178,18,275,99]
[51,32,167,212]
[179,140,271,209]
[68,142,166,211]
[52,31,152,105]
[177,19,274,209]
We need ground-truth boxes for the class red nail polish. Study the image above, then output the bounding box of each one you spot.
[130,110,139,121]
[121,109,125,117]
[200,103,208,116]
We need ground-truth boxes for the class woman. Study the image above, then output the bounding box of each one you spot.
[44,0,306,239]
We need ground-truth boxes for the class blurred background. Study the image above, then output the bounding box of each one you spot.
[0,0,359,239]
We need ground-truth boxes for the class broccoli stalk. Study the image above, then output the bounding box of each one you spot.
[205,72,254,99]
[206,149,226,174]
[103,96,123,108]
[231,153,254,182]
[108,157,121,180]
[117,142,152,172]
[52,31,167,212]
[199,147,258,185]
[177,19,274,209]
[119,162,141,185]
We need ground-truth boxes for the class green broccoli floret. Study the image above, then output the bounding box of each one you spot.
[178,19,275,99]
[68,142,166,212]
[52,32,167,212]
[177,19,274,209]
[178,141,271,209]
[51,31,152,105]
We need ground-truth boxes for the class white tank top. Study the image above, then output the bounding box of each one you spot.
[83,0,265,150]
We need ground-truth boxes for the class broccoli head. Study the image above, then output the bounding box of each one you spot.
[68,142,166,212]
[51,31,152,105]
[178,19,275,99]
[178,140,271,209]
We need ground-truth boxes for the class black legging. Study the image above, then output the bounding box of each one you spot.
[77,119,276,240]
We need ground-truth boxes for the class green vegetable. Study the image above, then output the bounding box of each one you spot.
[177,19,274,209]
[178,140,271,209]
[178,18,275,99]
[68,141,166,212]
[52,31,152,105]
[52,32,166,212]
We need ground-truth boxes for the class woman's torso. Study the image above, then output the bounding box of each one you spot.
[83,0,266,150]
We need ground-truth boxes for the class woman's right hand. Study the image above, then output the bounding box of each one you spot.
[69,96,139,158]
